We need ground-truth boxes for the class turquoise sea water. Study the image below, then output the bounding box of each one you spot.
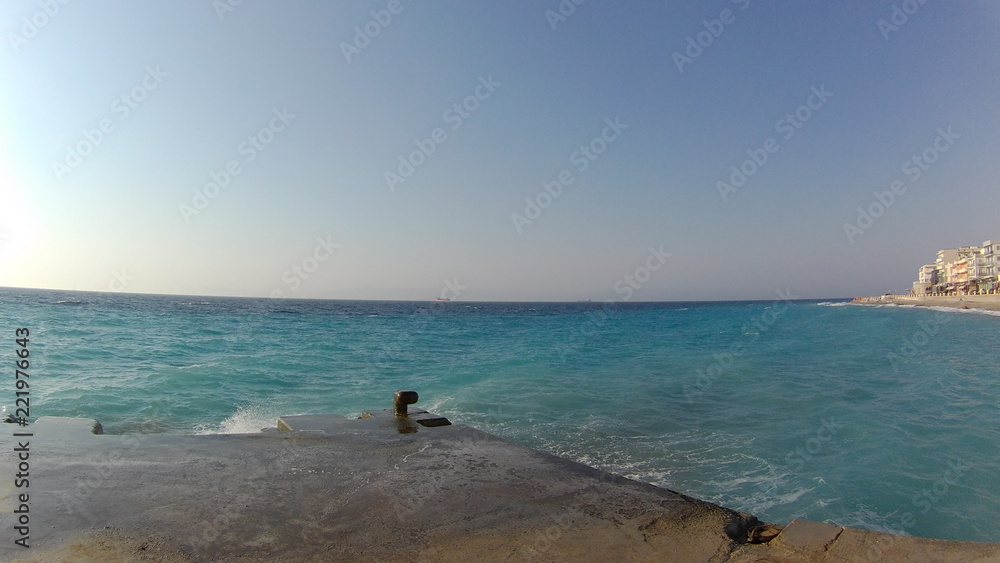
[1,287,998,543]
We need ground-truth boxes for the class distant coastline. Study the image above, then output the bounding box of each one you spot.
[853,293,1000,312]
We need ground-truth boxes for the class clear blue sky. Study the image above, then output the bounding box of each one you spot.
[2,1,998,301]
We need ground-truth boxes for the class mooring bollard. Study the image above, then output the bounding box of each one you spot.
[394,390,419,417]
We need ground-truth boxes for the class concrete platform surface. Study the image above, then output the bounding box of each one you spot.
[0,412,997,562]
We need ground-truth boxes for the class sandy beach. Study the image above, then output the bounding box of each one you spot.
[855,294,1000,312]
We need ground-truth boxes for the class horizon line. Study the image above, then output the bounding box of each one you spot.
[0,285,855,304]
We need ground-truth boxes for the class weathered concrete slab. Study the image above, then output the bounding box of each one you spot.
[773,519,843,551]
[819,526,1000,563]
[275,413,351,433]
[0,414,997,562]
[278,408,449,435]
[730,522,1000,563]
[29,416,104,437]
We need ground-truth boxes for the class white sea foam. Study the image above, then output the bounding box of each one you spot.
[857,301,1000,318]
[198,402,288,434]
[925,305,1000,318]
[835,506,911,537]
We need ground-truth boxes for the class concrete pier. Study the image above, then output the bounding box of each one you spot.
[1,411,998,562]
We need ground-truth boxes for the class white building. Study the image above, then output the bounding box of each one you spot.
[912,264,938,295]
[921,242,999,293]
[977,240,998,285]
[919,264,937,284]
[935,249,959,286]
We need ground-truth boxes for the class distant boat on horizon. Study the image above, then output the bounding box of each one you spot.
[432,298,451,302]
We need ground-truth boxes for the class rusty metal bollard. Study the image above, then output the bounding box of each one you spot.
[394,390,419,417]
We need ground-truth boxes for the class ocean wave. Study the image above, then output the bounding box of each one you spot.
[834,506,911,537]
[925,305,1000,318]
[196,402,286,434]
[860,302,1000,318]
